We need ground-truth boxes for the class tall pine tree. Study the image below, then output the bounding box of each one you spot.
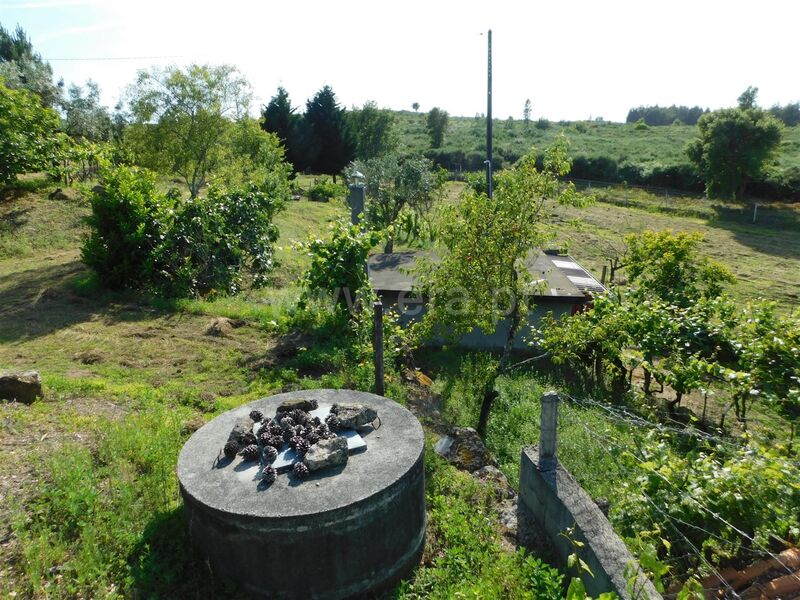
[305,85,354,181]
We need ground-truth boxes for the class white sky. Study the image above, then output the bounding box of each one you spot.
[1,0,798,122]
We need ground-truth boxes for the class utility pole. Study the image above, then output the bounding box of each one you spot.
[486,29,493,199]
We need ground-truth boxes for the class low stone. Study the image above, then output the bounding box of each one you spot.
[333,403,378,429]
[472,465,515,499]
[303,436,349,472]
[0,370,43,404]
[204,317,245,337]
[436,427,497,473]
[48,188,68,200]
[275,398,318,414]
[73,350,103,365]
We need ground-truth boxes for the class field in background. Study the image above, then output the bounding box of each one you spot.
[395,110,800,185]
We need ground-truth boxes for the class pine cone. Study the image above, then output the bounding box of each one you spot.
[279,416,295,430]
[239,444,259,461]
[263,445,278,463]
[241,432,257,446]
[306,431,320,445]
[292,461,309,479]
[223,441,239,459]
[262,465,277,484]
[325,414,340,431]
[249,410,264,422]
[289,409,309,425]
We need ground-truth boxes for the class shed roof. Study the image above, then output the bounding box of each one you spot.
[367,250,605,299]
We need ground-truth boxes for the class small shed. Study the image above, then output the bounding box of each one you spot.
[367,250,605,350]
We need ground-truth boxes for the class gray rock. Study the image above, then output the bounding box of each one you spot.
[224,417,255,455]
[436,427,497,473]
[48,188,68,200]
[0,370,43,404]
[333,403,378,429]
[275,398,318,414]
[204,317,245,337]
[303,436,349,472]
[472,465,515,499]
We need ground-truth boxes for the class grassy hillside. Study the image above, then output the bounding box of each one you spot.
[395,111,800,195]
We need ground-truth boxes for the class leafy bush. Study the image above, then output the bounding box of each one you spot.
[307,178,345,202]
[615,434,800,571]
[396,451,564,599]
[297,220,381,310]
[82,163,287,296]
[81,164,165,290]
[0,78,60,185]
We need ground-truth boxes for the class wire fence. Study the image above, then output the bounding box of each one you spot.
[556,391,800,597]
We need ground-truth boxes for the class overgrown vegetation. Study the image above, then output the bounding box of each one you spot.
[82,163,289,295]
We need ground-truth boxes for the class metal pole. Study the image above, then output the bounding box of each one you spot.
[373,301,384,396]
[539,391,559,471]
[486,29,493,200]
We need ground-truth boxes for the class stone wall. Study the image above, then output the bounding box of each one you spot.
[518,446,662,600]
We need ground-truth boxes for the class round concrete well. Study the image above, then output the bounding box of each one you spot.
[177,389,425,599]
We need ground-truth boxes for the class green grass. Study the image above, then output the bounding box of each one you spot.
[2,164,797,596]
[395,111,800,178]
[546,188,800,309]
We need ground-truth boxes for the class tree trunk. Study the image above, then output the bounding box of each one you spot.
[594,355,604,390]
[477,287,521,438]
[668,392,682,413]
[643,367,652,394]
[384,238,394,254]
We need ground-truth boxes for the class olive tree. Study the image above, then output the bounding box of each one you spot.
[126,64,251,198]
[353,154,444,253]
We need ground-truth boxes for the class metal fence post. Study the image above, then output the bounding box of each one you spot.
[539,391,559,472]
[373,301,384,396]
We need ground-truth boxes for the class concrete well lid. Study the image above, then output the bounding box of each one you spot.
[177,389,424,520]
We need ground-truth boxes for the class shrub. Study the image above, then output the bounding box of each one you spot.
[154,183,285,296]
[298,220,381,310]
[535,117,551,130]
[307,178,345,202]
[0,79,60,185]
[82,164,287,296]
[81,164,164,289]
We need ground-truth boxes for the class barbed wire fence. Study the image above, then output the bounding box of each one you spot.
[549,391,800,598]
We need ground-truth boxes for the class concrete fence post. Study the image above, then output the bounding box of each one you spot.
[348,184,365,225]
[373,301,384,396]
[539,391,559,471]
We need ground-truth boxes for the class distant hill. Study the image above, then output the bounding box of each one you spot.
[392,111,800,200]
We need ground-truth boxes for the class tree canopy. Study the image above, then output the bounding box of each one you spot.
[687,88,783,199]
[63,80,112,142]
[0,23,61,107]
[0,78,60,185]
[347,101,397,160]
[352,153,443,252]
[414,138,587,434]
[305,85,354,180]
[426,107,449,148]
[125,63,252,197]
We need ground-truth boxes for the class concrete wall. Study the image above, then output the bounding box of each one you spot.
[518,446,662,600]
[377,290,577,351]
